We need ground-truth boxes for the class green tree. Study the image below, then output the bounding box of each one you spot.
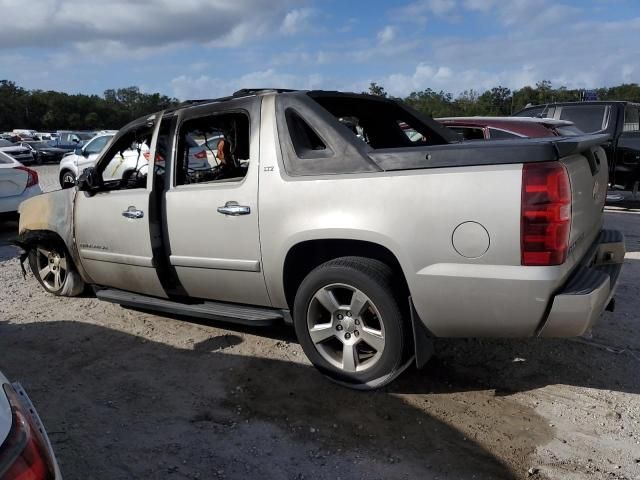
[367,82,388,97]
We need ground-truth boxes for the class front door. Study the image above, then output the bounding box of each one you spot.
[163,100,270,306]
[74,116,167,297]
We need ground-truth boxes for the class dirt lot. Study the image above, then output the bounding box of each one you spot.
[0,167,639,480]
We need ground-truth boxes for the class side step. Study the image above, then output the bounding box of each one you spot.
[96,288,284,327]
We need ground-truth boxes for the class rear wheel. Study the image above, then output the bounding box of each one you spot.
[29,243,84,296]
[60,170,76,189]
[293,257,408,388]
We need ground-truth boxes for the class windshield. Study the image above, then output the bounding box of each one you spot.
[77,132,94,140]
[27,141,48,148]
[0,139,13,147]
[557,105,609,133]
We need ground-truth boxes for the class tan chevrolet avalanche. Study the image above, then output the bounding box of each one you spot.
[17,89,625,389]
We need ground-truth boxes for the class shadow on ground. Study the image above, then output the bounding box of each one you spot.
[0,320,529,480]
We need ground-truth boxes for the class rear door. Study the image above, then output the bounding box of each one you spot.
[163,98,270,306]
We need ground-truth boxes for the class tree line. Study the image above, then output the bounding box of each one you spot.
[2,79,640,132]
[368,81,640,118]
[0,80,177,132]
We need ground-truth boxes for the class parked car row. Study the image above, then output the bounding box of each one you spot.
[0,130,101,165]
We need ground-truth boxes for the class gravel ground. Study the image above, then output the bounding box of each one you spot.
[0,166,639,480]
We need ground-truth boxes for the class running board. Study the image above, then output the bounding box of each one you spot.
[96,288,284,327]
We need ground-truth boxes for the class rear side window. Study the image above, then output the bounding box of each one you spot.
[488,128,521,139]
[623,106,640,132]
[285,109,332,158]
[449,127,485,140]
[558,105,609,133]
[514,107,544,118]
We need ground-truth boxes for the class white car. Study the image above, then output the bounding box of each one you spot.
[58,134,114,188]
[0,370,62,479]
[59,133,211,188]
[0,151,42,214]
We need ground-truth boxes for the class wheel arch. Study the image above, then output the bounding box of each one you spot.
[282,239,410,312]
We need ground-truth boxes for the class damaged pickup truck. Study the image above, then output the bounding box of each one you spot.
[17,89,625,389]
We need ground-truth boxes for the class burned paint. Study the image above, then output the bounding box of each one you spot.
[18,188,93,283]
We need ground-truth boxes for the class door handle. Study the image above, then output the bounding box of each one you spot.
[217,201,251,216]
[122,206,144,219]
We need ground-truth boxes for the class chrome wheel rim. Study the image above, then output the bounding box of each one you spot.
[306,283,385,373]
[35,247,67,291]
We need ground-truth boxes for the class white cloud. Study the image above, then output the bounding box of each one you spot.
[170,70,324,100]
[280,8,316,35]
[377,26,396,45]
[463,0,580,28]
[392,0,457,22]
[0,0,298,53]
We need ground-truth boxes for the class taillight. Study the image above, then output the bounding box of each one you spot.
[14,167,39,188]
[193,150,207,160]
[521,162,572,266]
[0,385,55,480]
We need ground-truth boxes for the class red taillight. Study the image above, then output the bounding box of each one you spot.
[193,150,207,160]
[14,167,38,188]
[0,385,55,480]
[521,162,572,266]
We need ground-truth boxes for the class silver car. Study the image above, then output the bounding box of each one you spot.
[17,89,625,389]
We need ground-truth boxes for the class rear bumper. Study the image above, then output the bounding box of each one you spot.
[538,229,625,337]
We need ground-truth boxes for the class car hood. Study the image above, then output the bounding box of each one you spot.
[0,371,10,446]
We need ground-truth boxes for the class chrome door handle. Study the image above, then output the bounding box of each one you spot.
[217,201,251,216]
[122,206,144,219]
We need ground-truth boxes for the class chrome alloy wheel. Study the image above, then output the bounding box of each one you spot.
[306,283,385,373]
[34,247,68,291]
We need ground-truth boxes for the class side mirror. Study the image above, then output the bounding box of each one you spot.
[77,167,102,192]
[74,147,83,155]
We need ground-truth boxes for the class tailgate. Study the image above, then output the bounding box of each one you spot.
[0,167,28,198]
[559,141,609,267]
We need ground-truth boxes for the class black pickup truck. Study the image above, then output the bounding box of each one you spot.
[514,101,640,191]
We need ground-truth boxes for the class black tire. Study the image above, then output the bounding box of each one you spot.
[293,256,408,388]
[28,241,85,296]
[34,153,43,165]
[60,170,76,189]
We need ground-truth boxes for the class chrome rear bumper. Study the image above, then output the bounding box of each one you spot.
[539,229,625,337]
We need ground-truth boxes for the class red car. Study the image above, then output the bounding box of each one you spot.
[435,117,583,141]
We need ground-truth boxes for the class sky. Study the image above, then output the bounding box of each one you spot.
[0,0,638,100]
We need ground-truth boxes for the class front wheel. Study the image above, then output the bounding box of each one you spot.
[293,257,408,388]
[60,170,76,189]
[29,243,85,296]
